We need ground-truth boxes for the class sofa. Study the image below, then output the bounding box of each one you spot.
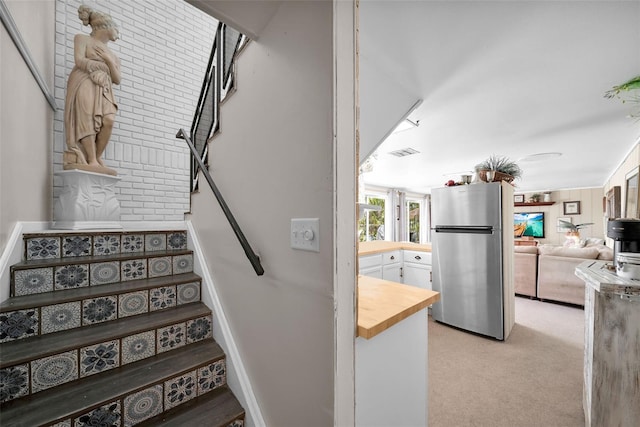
[514,246,538,298]
[514,243,614,306]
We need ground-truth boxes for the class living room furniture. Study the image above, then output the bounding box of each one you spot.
[575,261,640,427]
[514,246,538,297]
[537,245,612,306]
[513,243,613,304]
[514,239,538,246]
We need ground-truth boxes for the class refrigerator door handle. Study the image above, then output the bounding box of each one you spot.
[434,226,494,234]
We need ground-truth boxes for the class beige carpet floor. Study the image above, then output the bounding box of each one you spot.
[428,297,585,427]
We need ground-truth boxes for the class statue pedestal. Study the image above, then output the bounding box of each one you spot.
[53,170,122,230]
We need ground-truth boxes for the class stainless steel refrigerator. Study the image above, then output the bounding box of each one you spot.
[431,182,513,340]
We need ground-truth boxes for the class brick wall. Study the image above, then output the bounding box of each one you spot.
[54,0,217,221]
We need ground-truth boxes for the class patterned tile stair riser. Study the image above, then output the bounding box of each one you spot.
[65,358,229,426]
[1,277,202,343]
[0,311,214,403]
[1,342,232,426]
[24,231,188,261]
[2,231,194,394]
[10,251,194,296]
[1,230,245,425]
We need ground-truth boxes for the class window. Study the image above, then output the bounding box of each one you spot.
[359,195,385,242]
[407,200,421,242]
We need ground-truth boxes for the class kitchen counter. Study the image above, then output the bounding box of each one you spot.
[575,259,640,295]
[355,275,440,426]
[575,260,640,426]
[357,275,440,339]
[358,240,431,256]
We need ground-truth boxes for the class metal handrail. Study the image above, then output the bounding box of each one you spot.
[188,24,221,192]
[187,23,248,192]
[176,128,264,276]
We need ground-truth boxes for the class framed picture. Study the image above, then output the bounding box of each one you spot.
[605,186,621,219]
[625,166,639,219]
[563,201,581,215]
[514,194,525,203]
[557,217,571,232]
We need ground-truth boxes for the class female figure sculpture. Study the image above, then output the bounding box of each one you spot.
[64,5,121,175]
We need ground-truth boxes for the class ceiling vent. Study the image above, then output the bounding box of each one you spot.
[388,147,420,157]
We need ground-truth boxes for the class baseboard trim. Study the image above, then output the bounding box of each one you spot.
[0,222,25,303]
[186,220,265,427]
[1,221,56,302]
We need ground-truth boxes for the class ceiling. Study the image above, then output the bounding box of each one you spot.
[359,0,640,194]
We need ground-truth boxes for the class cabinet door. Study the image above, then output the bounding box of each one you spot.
[383,263,402,283]
[360,265,383,279]
[403,263,432,290]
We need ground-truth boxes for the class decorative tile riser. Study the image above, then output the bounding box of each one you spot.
[11,253,194,297]
[0,281,201,342]
[0,315,213,404]
[23,231,188,260]
[11,356,226,427]
[137,389,246,427]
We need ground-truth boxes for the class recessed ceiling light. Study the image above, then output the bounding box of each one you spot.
[518,152,563,162]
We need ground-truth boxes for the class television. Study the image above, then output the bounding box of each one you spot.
[514,212,544,238]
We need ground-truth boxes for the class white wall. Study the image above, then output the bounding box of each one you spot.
[358,0,422,165]
[190,2,336,425]
[53,0,217,221]
[0,0,55,249]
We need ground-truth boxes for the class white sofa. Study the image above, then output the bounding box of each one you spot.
[514,246,538,298]
[514,243,614,306]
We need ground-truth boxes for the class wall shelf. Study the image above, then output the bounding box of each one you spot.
[514,202,555,207]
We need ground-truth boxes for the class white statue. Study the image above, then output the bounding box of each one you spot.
[64,5,120,176]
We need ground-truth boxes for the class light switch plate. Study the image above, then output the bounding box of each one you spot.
[291,218,320,252]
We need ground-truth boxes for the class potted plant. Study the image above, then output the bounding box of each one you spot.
[605,75,640,119]
[474,155,522,183]
[530,193,542,203]
[558,220,594,245]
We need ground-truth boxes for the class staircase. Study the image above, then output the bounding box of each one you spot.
[0,229,245,426]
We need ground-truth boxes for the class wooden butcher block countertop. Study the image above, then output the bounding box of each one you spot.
[357,275,440,339]
[358,241,432,255]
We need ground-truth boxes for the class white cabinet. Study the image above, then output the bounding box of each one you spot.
[383,264,402,282]
[403,263,432,289]
[359,248,432,289]
[402,250,432,290]
[382,250,402,282]
[356,307,428,426]
[359,250,401,281]
[360,265,383,279]
[359,253,383,278]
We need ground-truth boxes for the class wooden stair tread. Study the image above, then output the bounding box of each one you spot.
[0,302,211,367]
[1,272,201,312]
[0,339,223,426]
[137,385,244,427]
[10,248,192,271]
